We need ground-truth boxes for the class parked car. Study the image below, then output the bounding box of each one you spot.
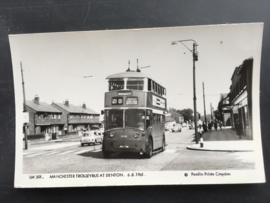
[80,130,103,146]
[171,123,182,132]
[181,123,187,127]
[165,124,170,131]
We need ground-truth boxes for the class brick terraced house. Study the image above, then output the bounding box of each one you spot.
[51,100,100,134]
[26,96,63,135]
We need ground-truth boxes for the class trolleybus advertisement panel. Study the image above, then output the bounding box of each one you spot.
[10,23,265,188]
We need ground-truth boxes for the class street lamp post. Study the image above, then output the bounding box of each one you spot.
[172,39,199,144]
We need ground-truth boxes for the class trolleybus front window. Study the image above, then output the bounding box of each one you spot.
[125,110,145,130]
[106,110,123,129]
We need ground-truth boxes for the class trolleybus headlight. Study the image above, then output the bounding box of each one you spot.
[109,131,115,138]
[133,132,140,138]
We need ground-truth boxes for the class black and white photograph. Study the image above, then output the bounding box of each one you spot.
[10,23,265,187]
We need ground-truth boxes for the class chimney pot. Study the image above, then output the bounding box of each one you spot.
[34,95,39,104]
[65,100,69,107]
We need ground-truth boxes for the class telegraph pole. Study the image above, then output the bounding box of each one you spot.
[21,62,28,150]
[171,39,199,143]
[203,82,207,122]
[192,43,199,144]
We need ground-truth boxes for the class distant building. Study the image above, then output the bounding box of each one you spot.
[167,112,184,123]
[25,95,63,135]
[51,100,100,134]
[218,93,231,126]
[229,58,253,139]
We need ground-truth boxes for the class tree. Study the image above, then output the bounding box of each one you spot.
[177,108,194,122]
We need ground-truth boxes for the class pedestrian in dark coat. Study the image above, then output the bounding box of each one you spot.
[203,122,208,132]
[236,119,243,139]
[219,121,223,131]
[214,120,218,131]
[208,122,212,131]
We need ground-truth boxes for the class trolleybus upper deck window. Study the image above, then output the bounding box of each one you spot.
[126,80,144,90]
[109,81,124,91]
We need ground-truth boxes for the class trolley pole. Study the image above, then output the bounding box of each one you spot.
[203,82,207,123]
[21,62,28,150]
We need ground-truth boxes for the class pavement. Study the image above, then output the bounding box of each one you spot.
[187,126,254,152]
[23,133,81,146]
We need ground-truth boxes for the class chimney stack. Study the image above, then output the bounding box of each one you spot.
[64,99,69,107]
[82,103,86,109]
[34,95,39,104]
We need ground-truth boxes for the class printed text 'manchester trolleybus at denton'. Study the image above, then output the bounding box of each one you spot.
[102,68,167,158]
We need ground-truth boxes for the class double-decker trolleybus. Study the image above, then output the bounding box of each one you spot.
[102,68,167,158]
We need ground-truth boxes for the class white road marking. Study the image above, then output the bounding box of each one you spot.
[163,149,177,153]
[58,150,77,155]
[43,151,59,155]
[75,149,91,154]
[25,152,48,157]
[92,149,102,153]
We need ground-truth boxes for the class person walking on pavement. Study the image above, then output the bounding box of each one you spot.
[236,119,243,139]
[203,121,208,132]
[214,119,218,131]
[208,121,212,131]
[219,120,223,131]
[197,119,203,129]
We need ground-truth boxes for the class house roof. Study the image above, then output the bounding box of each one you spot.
[26,101,61,113]
[106,71,149,79]
[52,103,99,114]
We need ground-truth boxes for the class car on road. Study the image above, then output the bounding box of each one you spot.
[80,130,103,146]
[171,123,182,132]
[165,124,170,131]
[181,123,187,127]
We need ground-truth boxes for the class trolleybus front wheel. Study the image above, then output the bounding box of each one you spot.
[145,138,153,158]
[103,151,111,158]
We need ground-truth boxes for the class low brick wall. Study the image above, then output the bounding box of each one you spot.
[23,134,45,141]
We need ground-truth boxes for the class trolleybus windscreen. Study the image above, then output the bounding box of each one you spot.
[125,109,145,130]
[106,110,123,129]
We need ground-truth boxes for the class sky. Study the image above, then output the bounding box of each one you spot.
[9,23,263,116]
